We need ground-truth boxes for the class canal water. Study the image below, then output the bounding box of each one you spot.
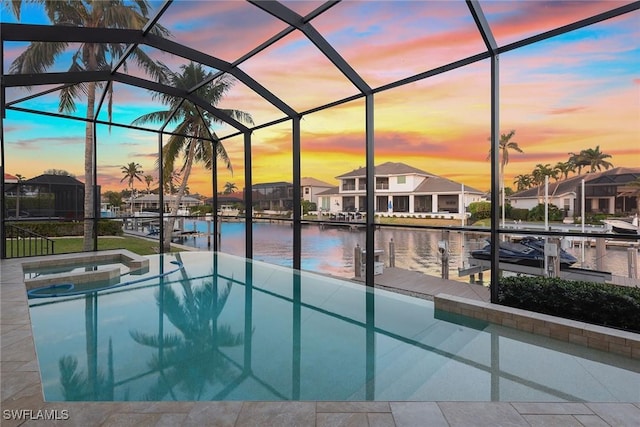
[173,220,636,282]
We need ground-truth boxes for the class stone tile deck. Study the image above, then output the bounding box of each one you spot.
[2,253,639,426]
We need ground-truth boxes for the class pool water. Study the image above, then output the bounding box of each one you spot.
[27,252,639,402]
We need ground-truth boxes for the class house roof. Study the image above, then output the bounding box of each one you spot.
[4,173,17,182]
[26,174,83,186]
[301,177,333,187]
[336,162,431,178]
[316,186,340,196]
[511,167,640,199]
[414,176,484,194]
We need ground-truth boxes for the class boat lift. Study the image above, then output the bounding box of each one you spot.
[458,258,612,284]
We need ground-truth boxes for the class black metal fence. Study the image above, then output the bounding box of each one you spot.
[4,224,55,258]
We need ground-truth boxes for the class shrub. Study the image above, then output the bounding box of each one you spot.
[497,276,640,332]
[510,208,529,221]
[9,220,123,237]
[469,201,491,220]
[527,203,564,221]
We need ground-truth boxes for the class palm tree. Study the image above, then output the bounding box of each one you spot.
[513,174,532,192]
[132,62,253,251]
[223,182,237,194]
[144,174,154,194]
[531,163,558,201]
[579,146,614,173]
[7,1,169,251]
[487,130,523,225]
[568,152,589,175]
[554,161,575,180]
[121,162,144,213]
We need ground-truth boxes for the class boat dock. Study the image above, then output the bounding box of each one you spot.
[353,267,490,302]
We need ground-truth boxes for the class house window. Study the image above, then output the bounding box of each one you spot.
[342,179,355,191]
[304,187,310,195]
[376,177,389,189]
[397,176,406,184]
[358,179,366,191]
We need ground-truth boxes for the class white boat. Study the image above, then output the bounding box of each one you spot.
[603,216,639,235]
[218,205,240,218]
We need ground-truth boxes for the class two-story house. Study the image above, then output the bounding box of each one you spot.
[317,162,485,218]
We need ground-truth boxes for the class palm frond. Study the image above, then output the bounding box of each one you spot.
[129,330,183,348]
[9,41,70,75]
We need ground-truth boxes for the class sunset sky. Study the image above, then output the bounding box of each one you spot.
[2,1,638,197]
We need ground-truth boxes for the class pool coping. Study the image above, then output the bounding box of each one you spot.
[2,252,639,426]
[433,293,640,360]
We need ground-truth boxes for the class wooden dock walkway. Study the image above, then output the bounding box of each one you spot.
[354,267,490,302]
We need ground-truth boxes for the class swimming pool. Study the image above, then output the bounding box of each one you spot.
[27,251,639,402]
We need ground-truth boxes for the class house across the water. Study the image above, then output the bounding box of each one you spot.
[509,167,640,217]
[316,162,485,219]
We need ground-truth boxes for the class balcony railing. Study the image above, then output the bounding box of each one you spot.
[5,225,55,258]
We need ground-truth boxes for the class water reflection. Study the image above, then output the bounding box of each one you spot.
[128,260,246,400]
[29,252,638,402]
[175,222,631,279]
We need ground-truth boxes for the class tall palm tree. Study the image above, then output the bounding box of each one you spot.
[121,162,144,213]
[579,146,614,173]
[487,130,523,225]
[568,152,589,175]
[223,182,237,194]
[532,163,558,200]
[7,1,169,251]
[132,62,253,251]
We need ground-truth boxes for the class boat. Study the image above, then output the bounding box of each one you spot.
[471,237,578,267]
[603,216,639,235]
[218,205,240,218]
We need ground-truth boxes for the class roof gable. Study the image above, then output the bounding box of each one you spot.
[337,162,431,178]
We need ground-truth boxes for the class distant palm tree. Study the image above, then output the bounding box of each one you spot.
[132,62,253,251]
[579,146,614,173]
[554,161,575,180]
[6,0,169,251]
[487,130,523,225]
[223,182,237,194]
[144,174,154,194]
[532,163,558,200]
[121,162,144,213]
[513,174,533,192]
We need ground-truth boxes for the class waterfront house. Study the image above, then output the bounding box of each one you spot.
[510,167,640,217]
[301,177,334,206]
[317,162,485,218]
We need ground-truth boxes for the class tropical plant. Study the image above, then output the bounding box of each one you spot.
[7,1,169,251]
[223,182,237,194]
[144,174,154,194]
[513,174,533,192]
[554,161,575,180]
[120,162,144,190]
[129,263,245,400]
[486,130,523,225]
[132,62,253,251]
[579,146,614,173]
[121,162,144,212]
[567,152,589,175]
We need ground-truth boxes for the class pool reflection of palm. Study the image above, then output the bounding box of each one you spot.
[129,273,245,400]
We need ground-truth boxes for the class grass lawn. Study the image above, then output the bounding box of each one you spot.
[5,235,174,258]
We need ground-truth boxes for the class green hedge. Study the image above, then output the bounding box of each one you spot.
[8,220,123,237]
[497,276,640,332]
